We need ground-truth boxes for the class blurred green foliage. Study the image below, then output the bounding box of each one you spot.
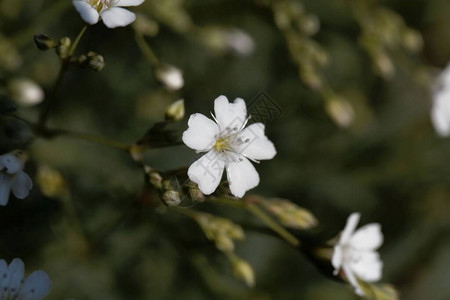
[1,0,450,299]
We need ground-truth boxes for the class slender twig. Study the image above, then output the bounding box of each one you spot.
[245,202,300,247]
[37,25,89,131]
[134,29,159,66]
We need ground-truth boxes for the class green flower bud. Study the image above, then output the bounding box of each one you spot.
[33,34,56,51]
[87,51,105,72]
[56,37,71,59]
[162,190,181,206]
[165,99,185,122]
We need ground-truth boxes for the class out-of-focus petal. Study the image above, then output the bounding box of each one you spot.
[6,258,24,298]
[350,251,383,282]
[0,174,12,206]
[338,212,360,245]
[11,171,32,199]
[0,152,24,174]
[116,0,145,7]
[18,270,52,300]
[350,223,383,250]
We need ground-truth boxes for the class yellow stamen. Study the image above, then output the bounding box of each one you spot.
[214,137,230,152]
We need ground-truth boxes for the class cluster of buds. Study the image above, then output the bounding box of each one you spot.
[195,212,245,252]
[351,1,423,79]
[261,198,317,230]
[271,0,328,90]
[34,34,105,72]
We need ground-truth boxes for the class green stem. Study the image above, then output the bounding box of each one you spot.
[206,196,300,247]
[38,25,88,131]
[69,25,88,57]
[134,29,159,66]
[245,202,300,247]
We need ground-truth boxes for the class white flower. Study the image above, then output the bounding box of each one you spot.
[0,258,52,300]
[226,29,255,56]
[332,213,384,296]
[182,96,276,198]
[431,64,450,136]
[0,151,33,206]
[155,65,184,91]
[8,78,44,107]
[73,0,145,28]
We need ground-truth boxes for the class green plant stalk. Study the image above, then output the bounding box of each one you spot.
[38,25,88,131]
[245,202,300,247]
[134,30,159,66]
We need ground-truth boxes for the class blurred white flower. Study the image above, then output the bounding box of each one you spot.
[8,78,44,107]
[431,64,450,136]
[73,0,145,28]
[0,258,51,300]
[332,212,383,296]
[155,65,184,91]
[0,150,33,206]
[182,96,276,198]
[226,29,255,56]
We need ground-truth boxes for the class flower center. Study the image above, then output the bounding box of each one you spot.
[88,0,113,12]
[214,137,231,152]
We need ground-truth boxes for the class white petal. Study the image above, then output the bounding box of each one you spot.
[331,245,343,273]
[431,95,450,136]
[182,113,219,152]
[101,7,136,28]
[6,258,24,298]
[0,260,8,297]
[338,212,360,246]
[188,150,225,195]
[214,96,247,134]
[226,155,259,198]
[235,123,276,160]
[11,171,33,199]
[73,1,100,25]
[116,0,145,7]
[350,223,383,250]
[0,153,24,174]
[18,270,52,300]
[0,174,12,206]
[350,251,383,282]
[342,264,363,296]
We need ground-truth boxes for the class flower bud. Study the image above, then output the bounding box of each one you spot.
[230,256,255,287]
[155,64,184,91]
[226,29,255,56]
[7,78,44,107]
[299,15,320,36]
[165,99,185,122]
[36,165,67,197]
[325,96,355,128]
[216,234,234,252]
[402,29,423,53]
[161,190,181,206]
[33,34,56,51]
[56,37,71,59]
[189,186,204,203]
[374,52,395,79]
[134,13,159,37]
[86,51,105,72]
[147,171,163,189]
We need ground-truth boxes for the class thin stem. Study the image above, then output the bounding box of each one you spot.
[207,196,245,208]
[245,202,300,247]
[134,29,159,66]
[38,64,67,130]
[38,25,88,131]
[42,128,130,151]
[69,25,88,57]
